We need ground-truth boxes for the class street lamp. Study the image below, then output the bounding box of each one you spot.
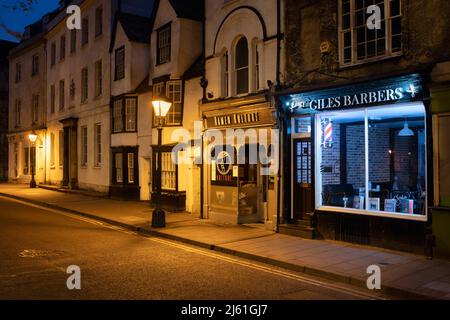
[28,132,38,188]
[151,95,172,228]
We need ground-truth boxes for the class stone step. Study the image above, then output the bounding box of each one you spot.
[279,224,316,240]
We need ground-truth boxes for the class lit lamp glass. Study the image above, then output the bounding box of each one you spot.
[28,133,38,143]
[152,97,172,117]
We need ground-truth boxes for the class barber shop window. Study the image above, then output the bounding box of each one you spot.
[316,103,427,219]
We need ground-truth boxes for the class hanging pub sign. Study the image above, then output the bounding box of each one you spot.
[283,74,424,114]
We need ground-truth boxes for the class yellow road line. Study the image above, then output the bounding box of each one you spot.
[1,195,385,300]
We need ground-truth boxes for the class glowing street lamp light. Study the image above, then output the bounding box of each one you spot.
[151,95,172,228]
[28,132,38,188]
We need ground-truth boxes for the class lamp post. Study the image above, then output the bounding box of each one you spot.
[151,95,172,228]
[28,132,38,188]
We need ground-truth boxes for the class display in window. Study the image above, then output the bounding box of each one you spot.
[317,103,427,217]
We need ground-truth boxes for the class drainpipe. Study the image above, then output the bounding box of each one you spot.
[275,0,282,232]
[200,0,206,219]
[276,0,281,86]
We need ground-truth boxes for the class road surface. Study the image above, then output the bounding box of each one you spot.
[0,196,389,300]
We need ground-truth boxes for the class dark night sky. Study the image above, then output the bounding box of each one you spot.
[0,0,59,42]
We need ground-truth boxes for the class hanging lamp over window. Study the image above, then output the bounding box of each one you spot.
[399,117,415,137]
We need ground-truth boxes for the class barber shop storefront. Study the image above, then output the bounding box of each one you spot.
[280,74,432,253]
[201,95,278,229]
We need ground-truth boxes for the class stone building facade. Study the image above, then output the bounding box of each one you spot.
[0,40,16,181]
[200,0,285,227]
[7,15,52,185]
[279,0,450,255]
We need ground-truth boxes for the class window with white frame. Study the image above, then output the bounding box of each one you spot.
[82,17,89,45]
[59,79,65,111]
[254,42,260,91]
[115,153,123,183]
[95,60,102,97]
[15,62,21,82]
[32,94,39,123]
[157,25,171,65]
[115,46,125,80]
[59,130,64,167]
[50,85,55,113]
[161,152,176,190]
[94,123,102,166]
[339,0,402,66]
[95,6,103,37]
[127,153,134,183]
[70,29,76,53]
[165,80,182,125]
[60,34,66,60]
[15,99,21,127]
[81,67,88,102]
[221,51,229,97]
[113,99,123,132]
[81,126,88,167]
[51,42,56,66]
[50,132,55,167]
[235,37,249,95]
[125,98,136,131]
[112,97,137,133]
[32,55,39,75]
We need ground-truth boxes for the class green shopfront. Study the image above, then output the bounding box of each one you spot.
[430,79,450,258]
[280,74,434,254]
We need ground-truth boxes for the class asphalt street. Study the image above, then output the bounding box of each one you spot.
[0,196,389,300]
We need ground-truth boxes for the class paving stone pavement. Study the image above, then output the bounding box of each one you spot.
[1,183,450,300]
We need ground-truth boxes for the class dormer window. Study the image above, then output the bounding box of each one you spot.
[234,37,249,95]
[157,24,171,65]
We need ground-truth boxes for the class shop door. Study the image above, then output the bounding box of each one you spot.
[293,139,313,221]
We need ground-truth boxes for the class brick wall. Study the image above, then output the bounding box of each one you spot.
[321,123,391,189]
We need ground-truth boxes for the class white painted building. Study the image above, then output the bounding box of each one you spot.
[7,13,54,185]
[44,0,114,192]
[147,0,204,214]
[109,11,153,200]
[43,0,154,193]
[200,0,285,227]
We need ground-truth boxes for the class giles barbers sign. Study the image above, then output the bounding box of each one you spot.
[284,74,424,114]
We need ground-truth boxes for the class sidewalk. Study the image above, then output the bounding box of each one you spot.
[1,183,450,300]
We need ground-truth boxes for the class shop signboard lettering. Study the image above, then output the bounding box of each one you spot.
[284,74,424,114]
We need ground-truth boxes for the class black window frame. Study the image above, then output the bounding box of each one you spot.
[111,96,138,134]
[95,6,103,37]
[152,145,179,192]
[114,46,125,81]
[70,29,77,53]
[112,147,139,186]
[82,17,89,46]
[152,78,184,127]
[31,55,39,76]
[50,42,56,66]
[60,34,66,61]
[156,23,172,65]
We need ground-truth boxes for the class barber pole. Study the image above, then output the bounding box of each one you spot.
[322,118,333,148]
